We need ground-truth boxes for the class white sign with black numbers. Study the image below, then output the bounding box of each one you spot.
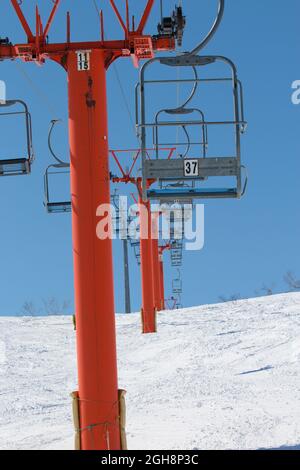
[184,159,199,177]
[76,50,91,71]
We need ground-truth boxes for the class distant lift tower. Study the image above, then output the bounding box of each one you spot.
[0,0,180,451]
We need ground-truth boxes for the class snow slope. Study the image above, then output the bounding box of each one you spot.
[0,293,300,450]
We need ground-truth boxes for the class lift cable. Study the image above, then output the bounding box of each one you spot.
[14,60,60,118]
[92,0,138,142]
[91,0,100,15]
[166,0,198,162]
[112,65,137,139]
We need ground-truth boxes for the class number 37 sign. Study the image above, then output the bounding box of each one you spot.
[184,159,199,177]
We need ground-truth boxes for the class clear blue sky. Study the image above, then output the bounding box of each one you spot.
[0,0,299,315]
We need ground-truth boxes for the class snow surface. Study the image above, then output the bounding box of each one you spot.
[0,293,300,450]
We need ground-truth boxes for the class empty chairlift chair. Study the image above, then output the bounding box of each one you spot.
[111,190,132,238]
[44,163,71,213]
[0,100,34,176]
[136,54,247,202]
[172,271,183,295]
[169,213,184,267]
[133,241,141,266]
[164,202,192,266]
[111,190,121,236]
[170,241,183,267]
[172,269,183,309]
[44,120,71,213]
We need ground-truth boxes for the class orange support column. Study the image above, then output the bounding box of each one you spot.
[68,49,120,450]
[152,238,161,311]
[151,215,161,311]
[139,194,156,333]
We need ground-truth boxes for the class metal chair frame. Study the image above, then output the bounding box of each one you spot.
[44,163,71,213]
[0,99,34,176]
[136,54,247,202]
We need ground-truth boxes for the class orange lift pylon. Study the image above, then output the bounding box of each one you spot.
[158,244,171,311]
[112,170,157,334]
[139,187,156,333]
[151,224,161,312]
[1,0,178,450]
[152,214,171,313]
[111,148,176,333]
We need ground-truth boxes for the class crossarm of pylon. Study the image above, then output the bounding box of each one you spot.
[11,0,34,42]
[44,0,61,39]
[109,0,128,37]
[137,0,155,34]
[111,150,127,178]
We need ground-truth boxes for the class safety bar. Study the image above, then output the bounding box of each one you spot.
[135,78,246,137]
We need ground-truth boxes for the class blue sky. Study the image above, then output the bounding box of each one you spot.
[0,0,299,315]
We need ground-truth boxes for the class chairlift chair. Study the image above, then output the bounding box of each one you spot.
[136,0,247,202]
[44,163,71,213]
[170,249,183,267]
[170,240,183,267]
[111,190,128,238]
[172,273,183,295]
[0,100,34,176]
[128,233,141,266]
[43,120,72,213]
[137,55,247,202]
[174,293,183,309]
[132,241,141,266]
[167,205,186,266]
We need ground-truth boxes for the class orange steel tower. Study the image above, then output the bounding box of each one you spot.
[158,244,171,311]
[111,148,176,333]
[151,214,171,313]
[139,189,156,333]
[0,0,177,450]
[152,237,161,311]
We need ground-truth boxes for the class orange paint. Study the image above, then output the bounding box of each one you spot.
[3,0,177,451]
[139,194,156,333]
[151,215,161,311]
[68,50,120,450]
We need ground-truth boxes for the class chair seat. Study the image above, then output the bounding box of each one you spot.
[46,201,72,213]
[0,158,31,176]
[148,187,238,200]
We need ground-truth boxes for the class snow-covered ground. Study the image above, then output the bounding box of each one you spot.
[0,293,300,450]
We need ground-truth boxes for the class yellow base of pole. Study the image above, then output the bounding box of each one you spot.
[71,391,81,450]
[118,389,127,450]
[71,389,128,450]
